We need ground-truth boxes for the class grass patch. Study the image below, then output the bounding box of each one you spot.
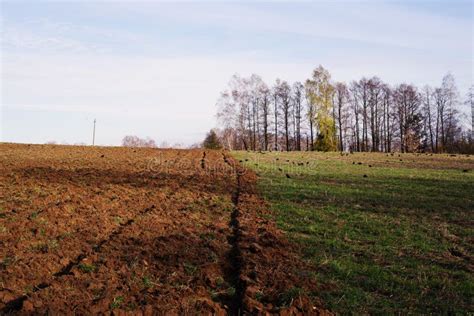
[142,275,154,289]
[183,262,198,275]
[233,151,474,314]
[1,256,17,269]
[113,216,123,224]
[78,263,97,273]
[279,286,304,307]
[110,296,124,309]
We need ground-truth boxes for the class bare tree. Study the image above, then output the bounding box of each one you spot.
[432,74,460,152]
[272,80,281,150]
[334,82,349,151]
[466,85,474,138]
[368,77,383,151]
[276,81,292,151]
[393,84,422,152]
[349,82,361,151]
[350,79,371,151]
[249,74,264,151]
[305,81,316,151]
[216,74,252,150]
[381,84,393,152]
[441,74,461,152]
[292,82,305,151]
[259,82,271,151]
[421,86,436,152]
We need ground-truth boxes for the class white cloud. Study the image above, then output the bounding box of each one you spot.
[102,1,472,51]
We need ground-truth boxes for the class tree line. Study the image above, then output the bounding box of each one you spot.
[216,66,473,153]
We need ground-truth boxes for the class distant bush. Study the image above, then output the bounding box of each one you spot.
[121,135,157,148]
[202,130,222,149]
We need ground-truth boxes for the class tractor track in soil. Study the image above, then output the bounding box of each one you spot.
[220,152,332,315]
[201,151,207,169]
[221,152,246,315]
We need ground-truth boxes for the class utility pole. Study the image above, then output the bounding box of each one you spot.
[92,119,96,146]
[470,87,474,139]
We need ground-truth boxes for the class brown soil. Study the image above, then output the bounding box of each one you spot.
[0,143,330,315]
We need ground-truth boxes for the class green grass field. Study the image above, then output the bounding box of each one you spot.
[232,151,473,314]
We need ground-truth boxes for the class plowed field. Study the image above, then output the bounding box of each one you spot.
[0,144,329,315]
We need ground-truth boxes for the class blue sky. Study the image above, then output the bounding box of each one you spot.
[1,0,473,146]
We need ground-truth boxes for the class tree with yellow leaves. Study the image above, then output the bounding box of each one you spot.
[305,66,337,151]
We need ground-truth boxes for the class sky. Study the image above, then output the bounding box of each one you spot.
[1,0,473,146]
